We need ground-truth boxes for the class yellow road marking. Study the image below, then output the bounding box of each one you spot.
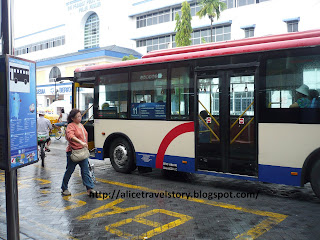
[38,200,50,207]
[33,178,51,184]
[62,192,87,210]
[105,209,193,240]
[77,198,148,221]
[96,178,287,239]
[40,190,51,194]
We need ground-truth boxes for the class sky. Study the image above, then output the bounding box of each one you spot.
[14,0,66,38]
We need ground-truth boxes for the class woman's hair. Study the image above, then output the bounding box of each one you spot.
[200,110,208,119]
[67,108,81,124]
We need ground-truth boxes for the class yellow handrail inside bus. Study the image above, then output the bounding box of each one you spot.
[198,100,220,127]
[230,117,254,144]
[268,102,280,108]
[81,104,93,118]
[199,115,220,141]
[83,114,94,126]
[230,100,254,130]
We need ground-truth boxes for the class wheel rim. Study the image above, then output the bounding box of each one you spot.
[113,145,128,167]
[55,130,62,140]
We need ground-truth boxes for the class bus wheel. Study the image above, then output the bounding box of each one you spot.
[109,138,135,173]
[310,160,320,199]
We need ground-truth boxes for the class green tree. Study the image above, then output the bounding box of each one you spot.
[122,54,138,61]
[197,0,226,42]
[174,1,193,47]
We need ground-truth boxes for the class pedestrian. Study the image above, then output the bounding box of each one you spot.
[58,108,68,125]
[61,108,96,196]
[37,111,53,152]
[290,84,311,108]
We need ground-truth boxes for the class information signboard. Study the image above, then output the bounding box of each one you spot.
[0,55,38,171]
[131,102,166,119]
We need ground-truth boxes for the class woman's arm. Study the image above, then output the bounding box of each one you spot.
[289,102,299,108]
[71,136,88,148]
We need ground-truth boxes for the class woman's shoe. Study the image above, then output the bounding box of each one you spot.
[87,189,96,196]
[61,189,71,196]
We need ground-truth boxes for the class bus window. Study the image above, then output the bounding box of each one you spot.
[98,73,128,118]
[76,87,94,121]
[131,69,167,119]
[266,55,320,109]
[230,75,254,116]
[170,67,191,120]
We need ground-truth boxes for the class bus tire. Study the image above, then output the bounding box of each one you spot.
[310,160,320,199]
[109,138,135,173]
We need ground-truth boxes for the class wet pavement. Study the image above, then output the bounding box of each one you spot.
[0,138,320,239]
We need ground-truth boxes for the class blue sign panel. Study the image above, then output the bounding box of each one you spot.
[131,102,166,119]
[8,57,38,169]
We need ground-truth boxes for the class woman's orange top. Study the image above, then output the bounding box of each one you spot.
[66,122,88,152]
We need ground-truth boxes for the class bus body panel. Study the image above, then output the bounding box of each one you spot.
[259,123,320,168]
[95,119,195,172]
[258,164,301,186]
[258,123,320,186]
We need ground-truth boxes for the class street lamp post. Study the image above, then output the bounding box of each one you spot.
[54,78,56,101]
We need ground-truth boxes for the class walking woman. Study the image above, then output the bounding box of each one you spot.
[61,108,95,196]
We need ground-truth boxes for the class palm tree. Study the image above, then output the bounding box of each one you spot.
[197,0,227,42]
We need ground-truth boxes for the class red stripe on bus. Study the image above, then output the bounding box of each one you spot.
[155,122,194,169]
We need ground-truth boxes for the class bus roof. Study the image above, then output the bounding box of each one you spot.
[142,29,320,59]
[75,30,320,74]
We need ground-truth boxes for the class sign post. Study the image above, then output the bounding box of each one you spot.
[0,55,38,240]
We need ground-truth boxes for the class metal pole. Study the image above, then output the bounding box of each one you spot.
[2,0,20,239]
[5,171,20,240]
[55,79,57,101]
[1,0,14,55]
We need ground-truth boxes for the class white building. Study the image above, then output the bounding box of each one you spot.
[12,0,320,108]
[130,0,320,54]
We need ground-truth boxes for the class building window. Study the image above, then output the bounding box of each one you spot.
[221,0,235,9]
[172,25,231,47]
[137,9,170,28]
[287,21,299,32]
[14,36,65,56]
[237,0,255,7]
[243,27,255,38]
[172,7,182,20]
[84,13,99,49]
[49,66,61,82]
[283,17,299,33]
[190,2,201,16]
[137,35,170,52]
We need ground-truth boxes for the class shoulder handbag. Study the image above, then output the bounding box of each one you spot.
[70,125,90,162]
